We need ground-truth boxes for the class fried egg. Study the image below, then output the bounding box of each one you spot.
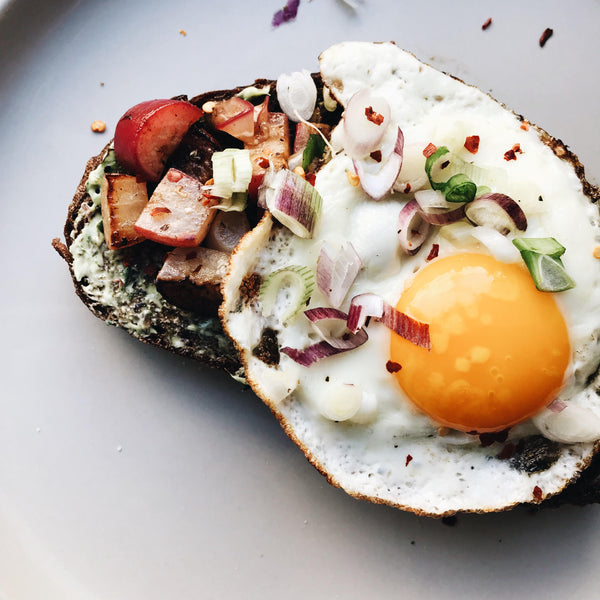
[221,42,600,515]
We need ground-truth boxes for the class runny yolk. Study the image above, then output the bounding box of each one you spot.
[390,253,570,433]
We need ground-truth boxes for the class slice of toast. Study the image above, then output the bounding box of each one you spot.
[53,62,600,512]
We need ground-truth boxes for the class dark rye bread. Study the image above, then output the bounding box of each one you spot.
[53,74,600,511]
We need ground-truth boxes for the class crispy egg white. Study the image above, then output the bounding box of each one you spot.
[221,42,600,515]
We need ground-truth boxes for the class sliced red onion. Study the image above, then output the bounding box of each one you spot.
[348,293,431,350]
[343,89,391,159]
[353,126,404,200]
[416,203,466,226]
[304,307,368,350]
[260,167,322,238]
[533,404,600,443]
[281,323,368,366]
[414,189,455,211]
[381,304,431,350]
[397,199,431,255]
[547,399,567,413]
[276,70,317,122]
[347,292,384,332]
[317,242,362,308]
[465,192,527,235]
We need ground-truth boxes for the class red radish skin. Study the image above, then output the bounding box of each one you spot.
[114,99,203,182]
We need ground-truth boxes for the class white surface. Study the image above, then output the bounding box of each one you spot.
[1,1,599,599]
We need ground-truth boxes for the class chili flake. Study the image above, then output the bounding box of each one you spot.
[423,142,437,158]
[533,485,543,501]
[426,243,440,261]
[150,206,171,217]
[365,105,385,125]
[481,17,492,30]
[370,150,382,163]
[405,454,413,467]
[464,135,480,154]
[386,360,402,373]
[539,28,553,48]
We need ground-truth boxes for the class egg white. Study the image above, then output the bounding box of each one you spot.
[221,42,600,514]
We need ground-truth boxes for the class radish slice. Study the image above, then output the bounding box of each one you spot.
[397,199,431,255]
[343,89,391,159]
[353,126,404,200]
[317,242,362,308]
[465,192,527,235]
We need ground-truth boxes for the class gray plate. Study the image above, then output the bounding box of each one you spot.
[1,1,600,599]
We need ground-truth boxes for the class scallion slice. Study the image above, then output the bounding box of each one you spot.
[517,250,575,292]
[302,133,326,171]
[259,265,315,323]
[512,237,566,259]
[424,145,477,203]
[211,148,253,199]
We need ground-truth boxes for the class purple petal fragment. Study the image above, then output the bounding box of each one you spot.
[272,0,301,27]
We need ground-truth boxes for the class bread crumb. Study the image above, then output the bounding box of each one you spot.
[91,120,106,133]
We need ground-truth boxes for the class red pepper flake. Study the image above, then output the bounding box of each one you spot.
[533,485,543,501]
[405,454,413,467]
[121,257,132,267]
[151,206,171,217]
[365,105,385,126]
[539,28,553,48]
[422,142,437,158]
[504,143,523,161]
[426,243,440,261]
[464,135,480,154]
[404,183,411,193]
[257,157,270,169]
[370,150,382,163]
[482,17,492,30]
[386,360,402,373]
[512,143,522,154]
[167,170,184,183]
[306,172,316,186]
[520,120,530,131]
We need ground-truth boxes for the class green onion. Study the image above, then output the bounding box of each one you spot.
[235,84,271,101]
[513,237,575,292]
[518,251,575,292]
[302,133,326,171]
[259,265,315,323]
[424,145,476,203]
[211,148,253,200]
[512,237,566,259]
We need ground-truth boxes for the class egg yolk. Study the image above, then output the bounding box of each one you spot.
[390,253,570,433]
